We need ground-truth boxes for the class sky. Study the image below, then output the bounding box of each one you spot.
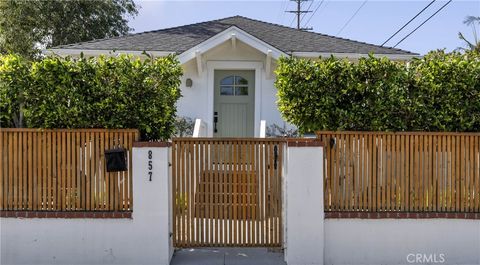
[128,0,480,55]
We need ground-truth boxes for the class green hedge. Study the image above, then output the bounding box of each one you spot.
[275,51,480,133]
[0,54,182,140]
[0,54,31,128]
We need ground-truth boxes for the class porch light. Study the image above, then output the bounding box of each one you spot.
[186,78,193,87]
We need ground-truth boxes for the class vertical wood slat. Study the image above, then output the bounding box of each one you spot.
[317,131,480,213]
[74,132,79,210]
[13,132,18,210]
[108,132,114,211]
[61,131,66,211]
[172,140,177,246]
[475,136,479,212]
[113,132,120,211]
[0,130,3,210]
[93,132,99,211]
[41,132,46,210]
[18,132,23,210]
[0,129,137,212]
[53,132,57,211]
[35,132,40,210]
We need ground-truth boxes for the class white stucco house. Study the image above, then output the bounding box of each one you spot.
[48,16,417,137]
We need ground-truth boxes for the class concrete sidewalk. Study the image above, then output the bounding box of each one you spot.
[170,248,286,265]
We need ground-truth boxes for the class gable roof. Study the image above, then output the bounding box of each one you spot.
[52,16,417,56]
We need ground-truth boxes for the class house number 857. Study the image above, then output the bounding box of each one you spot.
[148,150,153,181]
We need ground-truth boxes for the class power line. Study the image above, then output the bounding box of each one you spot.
[393,0,452,48]
[279,0,290,24]
[303,0,326,29]
[289,16,297,28]
[336,0,368,36]
[286,0,313,30]
[288,1,302,27]
[300,0,314,24]
[381,0,436,46]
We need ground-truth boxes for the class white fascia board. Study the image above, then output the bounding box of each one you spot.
[44,49,174,58]
[291,52,421,61]
[177,26,286,64]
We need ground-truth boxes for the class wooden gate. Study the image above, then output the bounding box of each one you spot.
[172,138,284,248]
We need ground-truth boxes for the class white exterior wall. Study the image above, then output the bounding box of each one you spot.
[284,145,324,265]
[0,146,172,265]
[177,40,288,136]
[325,219,480,265]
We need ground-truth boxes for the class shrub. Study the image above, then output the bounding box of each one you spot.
[173,116,195,137]
[275,51,480,133]
[0,54,31,127]
[266,123,299,137]
[0,54,182,140]
[409,51,480,131]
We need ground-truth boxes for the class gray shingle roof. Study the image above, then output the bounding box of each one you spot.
[53,16,416,55]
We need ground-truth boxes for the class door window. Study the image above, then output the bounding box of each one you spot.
[220,75,248,96]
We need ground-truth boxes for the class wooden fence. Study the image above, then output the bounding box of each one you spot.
[317,131,480,213]
[172,138,284,247]
[0,129,139,211]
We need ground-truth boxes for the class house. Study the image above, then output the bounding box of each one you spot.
[48,16,418,137]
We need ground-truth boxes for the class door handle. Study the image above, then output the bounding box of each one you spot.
[214,112,218,133]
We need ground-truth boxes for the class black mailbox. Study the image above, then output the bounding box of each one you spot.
[105,148,127,172]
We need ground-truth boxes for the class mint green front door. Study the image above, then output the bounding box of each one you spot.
[214,70,255,137]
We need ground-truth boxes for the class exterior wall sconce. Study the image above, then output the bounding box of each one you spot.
[185,78,193,87]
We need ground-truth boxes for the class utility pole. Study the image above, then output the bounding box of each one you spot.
[286,0,313,31]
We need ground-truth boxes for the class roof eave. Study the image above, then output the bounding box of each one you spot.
[43,48,175,58]
[291,52,421,60]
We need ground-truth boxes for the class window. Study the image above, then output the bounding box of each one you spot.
[220,75,248,96]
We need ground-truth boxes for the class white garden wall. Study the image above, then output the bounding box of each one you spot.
[284,142,324,265]
[325,219,480,265]
[0,145,172,265]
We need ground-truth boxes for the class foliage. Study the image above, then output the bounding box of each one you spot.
[266,123,299,138]
[173,116,195,137]
[458,16,480,52]
[0,0,138,59]
[410,51,480,131]
[275,51,480,133]
[0,54,183,141]
[0,54,31,127]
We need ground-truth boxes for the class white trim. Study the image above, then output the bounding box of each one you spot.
[265,50,272,80]
[193,119,207,137]
[178,26,286,64]
[44,49,174,58]
[206,61,263,137]
[195,50,203,76]
[259,120,266,138]
[291,52,420,60]
[231,33,237,49]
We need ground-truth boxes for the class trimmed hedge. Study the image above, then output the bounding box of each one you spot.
[0,54,182,140]
[275,51,480,133]
[0,54,30,128]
